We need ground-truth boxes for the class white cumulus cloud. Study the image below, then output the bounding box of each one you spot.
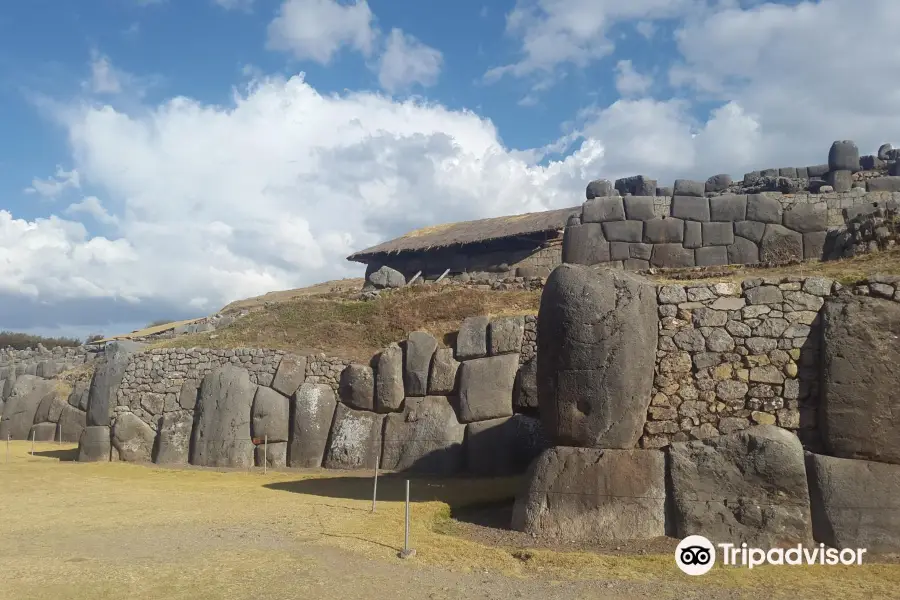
[266,0,377,63]
[377,29,443,93]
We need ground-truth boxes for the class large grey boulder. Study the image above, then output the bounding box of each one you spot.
[457,354,519,423]
[77,426,111,462]
[58,404,86,443]
[0,375,55,440]
[289,383,337,468]
[513,357,538,409]
[67,380,90,412]
[381,396,465,474]
[585,179,614,199]
[466,415,548,476]
[806,453,900,552]
[33,391,67,425]
[489,316,525,355]
[111,412,156,462]
[537,265,657,448]
[512,447,666,541]
[404,331,437,397]
[30,422,57,442]
[828,140,860,172]
[562,222,610,265]
[255,441,287,468]
[760,224,803,263]
[86,341,142,427]
[338,363,375,411]
[271,354,306,397]
[428,348,459,395]
[669,425,812,546]
[368,265,406,289]
[191,365,255,468]
[251,386,290,443]
[456,316,489,360]
[155,411,193,465]
[375,344,404,412]
[323,403,384,470]
[820,296,900,464]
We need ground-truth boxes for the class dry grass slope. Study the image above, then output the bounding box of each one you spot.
[152,285,541,361]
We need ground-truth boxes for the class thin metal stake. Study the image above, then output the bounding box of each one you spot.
[399,479,415,559]
[58,422,62,445]
[30,429,35,456]
[263,434,267,475]
[371,449,380,513]
[5,434,9,463]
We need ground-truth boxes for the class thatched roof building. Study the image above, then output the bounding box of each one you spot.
[347,206,579,282]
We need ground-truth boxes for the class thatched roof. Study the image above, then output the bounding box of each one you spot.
[348,206,579,262]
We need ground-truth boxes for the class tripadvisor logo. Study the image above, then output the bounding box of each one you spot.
[675,535,868,575]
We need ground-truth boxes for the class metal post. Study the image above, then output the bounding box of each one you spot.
[263,434,267,475]
[30,429,35,456]
[5,434,8,463]
[371,449,380,513]
[58,423,62,445]
[399,479,415,559]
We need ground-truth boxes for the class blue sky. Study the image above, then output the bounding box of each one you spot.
[0,0,897,340]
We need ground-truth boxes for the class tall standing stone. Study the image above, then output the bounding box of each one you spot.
[111,412,156,462]
[404,331,437,397]
[290,383,337,468]
[457,354,519,423]
[381,396,465,474]
[86,341,142,427]
[0,375,55,440]
[155,411,193,465]
[191,365,256,468]
[338,364,375,411]
[537,265,658,448]
[251,386,290,443]
[271,354,307,397]
[77,426,111,462]
[323,403,384,470]
[375,344,404,412]
[820,296,900,464]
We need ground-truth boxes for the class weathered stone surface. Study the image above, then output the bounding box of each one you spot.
[585,179,614,199]
[562,223,610,265]
[34,392,67,425]
[58,404,86,443]
[671,195,710,221]
[30,422,57,442]
[669,425,812,545]
[760,224,803,262]
[375,343,404,412]
[746,194,782,224]
[709,195,747,221]
[511,447,666,541]
[821,296,900,464]
[155,411,193,465]
[602,220,643,242]
[695,246,729,267]
[673,179,705,198]
[456,316,489,360]
[77,426,110,462]
[255,441,287,468]
[623,196,656,220]
[643,218,684,244]
[806,453,900,551]
[0,375,55,440]
[734,220,766,243]
[489,316,525,355]
[323,403,384,470]
[878,143,893,160]
[251,386,290,442]
[866,176,900,192]
[583,197,625,222]
[538,265,658,448]
[338,363,375,411]
[828,140,860,172]
[458,354,518,423]
[68,380,90,412]
[513,357,538,409]
[290,383,337,468]
[428,348,459,395]
[191,365,255,468]
[706,174,733,193]
[683,221,702,249]
[271,354,307,397]
[783,204,827,233]
[826,170,852,192]
[616,177,656,198]
[368,265,406,289]
[381,396,465,474]
[404,331,437,397]
[728,236,760,264]
[651,244,695,268]
[87,341,142,427]
[178,379,200,411]
[803,231,827,260]
[466,415,548,476]
[111,412,156,462]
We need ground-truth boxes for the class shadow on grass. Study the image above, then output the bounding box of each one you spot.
[264,472,521,526]
[33,448,79,461]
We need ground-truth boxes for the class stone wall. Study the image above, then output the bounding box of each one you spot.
[516,263,900,552]
[80,314,545,476]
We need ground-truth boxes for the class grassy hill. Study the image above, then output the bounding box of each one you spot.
[147,250,900,362]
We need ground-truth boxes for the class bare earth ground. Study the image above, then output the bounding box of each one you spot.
[1,443,899,600]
